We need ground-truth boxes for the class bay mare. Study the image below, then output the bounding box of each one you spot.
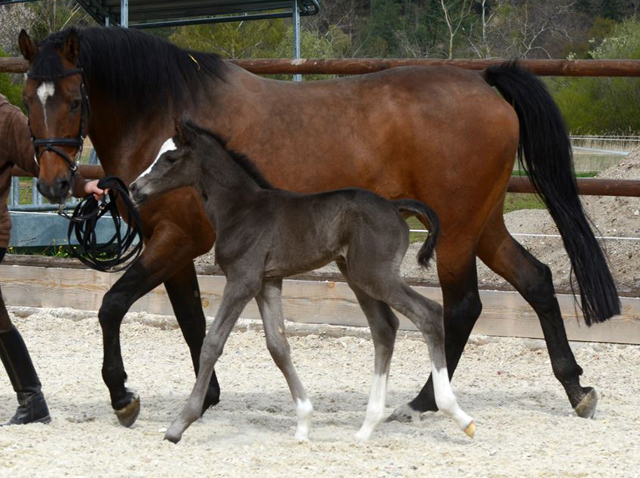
[18,26,619,426]
[130,118,475,442]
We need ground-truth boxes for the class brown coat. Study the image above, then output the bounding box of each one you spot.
[0,94,89,248]
[0,94,38,248]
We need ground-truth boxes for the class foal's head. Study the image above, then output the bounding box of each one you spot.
[129,119,214,206]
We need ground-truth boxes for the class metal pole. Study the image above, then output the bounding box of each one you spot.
[120,0,128,28]
[293,0,301,82]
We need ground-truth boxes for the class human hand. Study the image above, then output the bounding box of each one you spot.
[84,179,108,200]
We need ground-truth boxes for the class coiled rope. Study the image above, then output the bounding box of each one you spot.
[63,176,144,272]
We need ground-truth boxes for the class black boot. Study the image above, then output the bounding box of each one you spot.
[0,326,51,425]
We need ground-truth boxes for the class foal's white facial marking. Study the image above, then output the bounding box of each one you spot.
[136,137,177,180]
[36,82,55,129]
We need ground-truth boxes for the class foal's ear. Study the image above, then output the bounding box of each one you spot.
[18,30,39,63]
[62,29,80,63]
[174,117,187,145]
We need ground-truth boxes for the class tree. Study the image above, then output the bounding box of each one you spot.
[0,4,36,55]
[170,19,350,80]
[0,48,24,108]
[549,17,640,134]
[438,0,473,58]
[26,0,94,40]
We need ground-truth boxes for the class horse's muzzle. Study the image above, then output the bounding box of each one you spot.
[37,177,71,204]
[128,182,148,208]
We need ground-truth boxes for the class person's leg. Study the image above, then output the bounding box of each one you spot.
[0,252,51,425]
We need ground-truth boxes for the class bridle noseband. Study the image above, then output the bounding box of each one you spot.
[26,67,91,175]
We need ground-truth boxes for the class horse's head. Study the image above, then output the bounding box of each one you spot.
[19,28,90,204]
[130,119,203,206]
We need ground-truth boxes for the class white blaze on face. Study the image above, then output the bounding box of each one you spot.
[136,137,177,181]
[36,82,55,129]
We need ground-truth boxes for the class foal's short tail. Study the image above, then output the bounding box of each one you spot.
[394,199,440,269]
[484,61,620,325]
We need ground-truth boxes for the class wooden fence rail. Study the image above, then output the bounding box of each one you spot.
[3,56,639,197]
[5,56,640,76]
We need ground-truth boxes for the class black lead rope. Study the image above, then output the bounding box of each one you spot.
[64,176,144,272]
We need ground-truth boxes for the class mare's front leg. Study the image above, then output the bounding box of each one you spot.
[255,280,313,441]
[165,276,262,443]
[100,226,217,427]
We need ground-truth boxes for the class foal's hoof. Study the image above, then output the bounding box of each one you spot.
[386,403,421,423]
[164,433,181,444]
[464,421,476,438]
[574,387,597,419]
[115,395,141,427]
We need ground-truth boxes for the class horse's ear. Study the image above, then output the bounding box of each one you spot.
[18,30,38,63]
[178,118,199,145]
[62,29,80,63]
[174,118,187,145]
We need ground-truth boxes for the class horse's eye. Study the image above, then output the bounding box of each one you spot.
[165,153,179,164]
[70,99,81,112]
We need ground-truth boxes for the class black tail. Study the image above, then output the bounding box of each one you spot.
[484,61,620,325]
[394,199,440,269]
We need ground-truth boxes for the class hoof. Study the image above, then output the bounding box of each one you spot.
[164,432,181,444]
[386,403,421,423]
[464,421,476,438]
[115,395,140,427]
[574,388,597,419]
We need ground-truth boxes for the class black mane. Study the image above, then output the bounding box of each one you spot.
[184,120,274,190]
[32,27,226,113]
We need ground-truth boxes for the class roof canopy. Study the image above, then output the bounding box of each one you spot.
[78,0,319,28]
[0,0,319,28]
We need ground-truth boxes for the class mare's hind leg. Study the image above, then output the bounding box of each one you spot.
[164,262,220,413]
[165,276,261,444]
[336,261,399,441]
[255,279,313,441]
[476,215,596,418]
[359,274,475,436]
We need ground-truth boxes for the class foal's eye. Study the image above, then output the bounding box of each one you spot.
[165,154,179,164]
[70,100,81,112]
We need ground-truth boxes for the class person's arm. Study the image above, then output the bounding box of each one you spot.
[72,176,106,200]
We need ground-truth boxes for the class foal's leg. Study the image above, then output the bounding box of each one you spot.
[336,261,399,441]
[164,262,220,413]
[359,273,475,437]
[255,280,313,441]
[476,215,597,418]
[389,245,482,422]
[165,277,261,444]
